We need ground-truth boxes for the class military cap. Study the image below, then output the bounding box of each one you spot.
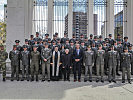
[43,39,48,42]
[57,38,61,41]
[70,40,74,43]
[124,37,128,39]
[66,38,69,41]
[15,40,20,43]
[25,39,29,42]
[55,32,58,35]
[94,35,98,39]
[129,44,132,47]
[80,33,84,36]
[55,45,58,48]
[98,44,102,47]
[33,45,38,48]
[73,34,76,36]
[36,32,39,35]
[80,40,85,43]
[90,34,93,37]
[102,41,106,44]
[104,38,109,41]
[99,35,102,38]
[84,36,88,39]
[87,45,91,48]
[13,45,17,48]
[53,34,56,37]
[48,38,51,41]
[30,35,34,38]
[34,38,38,42]
[44,42,49,46]
[52,40,56,43]
[117,34,120,36]
[45,34,49,36]
[109,34,112,37]
[23,45,27,48]
[114,40,117,43]
[38,38,42,42]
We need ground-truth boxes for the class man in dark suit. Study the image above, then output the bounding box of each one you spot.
[62,49,72,81]
[73,44,83,82]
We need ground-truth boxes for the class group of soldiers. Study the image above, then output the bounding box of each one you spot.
[0,32,133,84]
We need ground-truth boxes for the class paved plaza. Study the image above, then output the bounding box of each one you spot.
[0,78,133,100]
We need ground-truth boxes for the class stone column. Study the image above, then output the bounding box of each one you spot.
[47,0,54,38]
[87,0,94,37]
[126,0,133,44]
[68,0,73,38]
[6,0,33,53]
[106,0,114,39]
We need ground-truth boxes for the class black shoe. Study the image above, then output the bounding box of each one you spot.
[36,76,39,82]
[3,78,6,82]
[48,79,50,82]
[101,80,104,83]
[67,79,70,82]
[96,79,99,82]
[116,73,120,76]
[42,79,45,82]
[31,76,34,82]
[109,80,111,83]
[122,80,125,83]
[21,78,24,81]
[11,78,14,81]
[89,80,92,82]
[84,80,87,82]
[128,80,132,84]
[17,78,19,81]
[112,80,116,83]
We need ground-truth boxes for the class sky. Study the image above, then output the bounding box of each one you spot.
[0,0,7,21]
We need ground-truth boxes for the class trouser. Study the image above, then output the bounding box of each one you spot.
[11,64,19,79]
[0,62,6,78]
[73,62,81,80]
[31,62,39,77]
[42,62,50,80]
[104,58,108,74]
[116,60,120,74]
[122,67,131,81]
[96,64,104,80]
[108,65,116,81]
[131,63,133,75]
[22,65,29,79]
[63,67,70,80]
[84,65,92,81]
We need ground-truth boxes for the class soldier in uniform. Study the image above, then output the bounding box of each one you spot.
[88,34,93,46]
[41,43,52,82]
[129,44,133,75]
[29,35,34,46]
[108,34,114,46]
[9,45,21,81]
[107,46,120,83]
[123,37,130,48]
[0,45,8,81]
[20,45,30,81]
[84,45,94,82]
[121,47,132,84]
[33,32,42,44]
[102,41,109,75]
[61,33,68,44]
[15,40,22,51]
[96,44,105,82]
[30,45,40,81]
[24,39,32,52]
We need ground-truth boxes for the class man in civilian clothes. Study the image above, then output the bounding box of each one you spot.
[62,49,72,81]
[73,44,83,82]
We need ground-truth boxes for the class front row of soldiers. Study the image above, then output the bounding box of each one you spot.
[0,42,132,84]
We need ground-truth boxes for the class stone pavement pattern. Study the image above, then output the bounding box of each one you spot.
[0,79,133,100]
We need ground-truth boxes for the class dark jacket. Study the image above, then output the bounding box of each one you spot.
[73,49,83,62]
[62,53,72,67]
